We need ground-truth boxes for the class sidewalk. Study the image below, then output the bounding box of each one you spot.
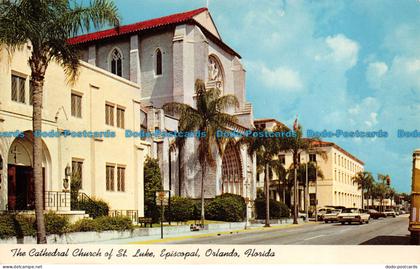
[98,218,313,244]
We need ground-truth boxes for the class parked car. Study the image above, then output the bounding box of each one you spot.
[384,210,396,218]
[367,209,386,219]
[324,209,342,223]
[337,208,370,224]
[316,207,336,221]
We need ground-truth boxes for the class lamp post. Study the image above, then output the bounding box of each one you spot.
[314,160,318,221]
[244,179,251,229]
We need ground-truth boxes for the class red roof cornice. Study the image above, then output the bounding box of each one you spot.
[68,8,208,45]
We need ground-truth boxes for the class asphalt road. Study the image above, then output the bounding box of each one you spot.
[168,214,411,245]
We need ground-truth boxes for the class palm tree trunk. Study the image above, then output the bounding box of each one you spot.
[293,163,298,224]
[31,77,46,244]
[361,188,364,209]
[200,162,206,227]
[264,163,270,227]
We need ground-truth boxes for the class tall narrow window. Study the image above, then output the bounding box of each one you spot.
[155,49,162,75]
[105,104,114,126]
[106,165,115,191]
[72,159,83,187]
[116,107,125,128]
[309,154,316,162]
[71,93,82,118]
[110,49,122,77]
[29,83,34,105]
[278,154,286,165]
[11,75,26,103]
[117,166,125,192]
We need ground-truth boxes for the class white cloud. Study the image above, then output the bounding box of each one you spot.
[366,61,388,89]
[347,97,380,128]
[250,62,303,91]
[325,34,360,68]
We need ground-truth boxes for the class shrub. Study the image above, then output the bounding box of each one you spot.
[44,211,69,235]
[165,196,195,222]
[69,218,97,232]
[254,198,290,219]
[205,193,246,222]
[0,214,36,239]
[75,197,109,219]
[70,216,133,233]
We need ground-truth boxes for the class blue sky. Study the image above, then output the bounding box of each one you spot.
[113,0,420,192]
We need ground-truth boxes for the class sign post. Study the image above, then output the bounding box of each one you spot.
[156,190,170,239]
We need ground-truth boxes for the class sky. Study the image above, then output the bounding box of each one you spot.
[112,0,420,193]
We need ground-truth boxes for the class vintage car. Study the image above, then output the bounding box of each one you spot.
[367,209,386,219]
[315,207,336,221]
[324,209,342,223]
[384,210,396,218]
[337,208,370,224]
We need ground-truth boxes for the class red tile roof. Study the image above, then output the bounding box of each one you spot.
[68,8,208,45]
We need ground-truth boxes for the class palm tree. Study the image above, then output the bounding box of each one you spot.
[352,171,374,209]
[0,0,119,244]
[275,123,327,224]
[163,79,239,227]
[238,125,281,227]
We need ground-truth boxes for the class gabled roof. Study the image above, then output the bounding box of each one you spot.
[67,7,240,58]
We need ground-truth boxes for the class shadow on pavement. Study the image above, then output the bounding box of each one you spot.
[359,235,410,245]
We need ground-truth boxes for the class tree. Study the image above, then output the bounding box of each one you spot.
[144,157,163,223]
[238,125,281,227]
[0,0,119,243]
[275,122,327,224]
[352,171,374,209]
[163,79,239,227]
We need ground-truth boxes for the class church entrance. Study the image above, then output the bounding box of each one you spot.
[221,143,243,195]
[7,132,46,211]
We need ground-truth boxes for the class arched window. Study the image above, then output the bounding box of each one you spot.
[155,49,162,75]
[110,48,122,77]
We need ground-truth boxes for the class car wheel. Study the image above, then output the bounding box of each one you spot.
[366,219,369,224]
[341,222,345,225]
[393,215,396,218]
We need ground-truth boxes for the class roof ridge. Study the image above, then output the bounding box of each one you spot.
[68,7,207,45]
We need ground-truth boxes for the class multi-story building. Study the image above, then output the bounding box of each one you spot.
[0,45,148,220]
[254,118,364,210]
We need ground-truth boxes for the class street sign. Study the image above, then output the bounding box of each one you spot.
[155,190,170,206]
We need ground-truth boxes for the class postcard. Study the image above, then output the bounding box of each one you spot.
[0,0,419,267]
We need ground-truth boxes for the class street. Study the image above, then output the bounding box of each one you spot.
[166,215,410,245]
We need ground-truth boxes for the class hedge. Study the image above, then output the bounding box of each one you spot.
[0,213,132,239]
[254,198,290,219]
[205,193,246,222]
[164,196,195,222]
[69,216,133,232]
[73,198,109,219]
[0,212,69,238]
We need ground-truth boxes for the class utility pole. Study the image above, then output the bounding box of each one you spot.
[314,161,318,221]
[305,155,308,222]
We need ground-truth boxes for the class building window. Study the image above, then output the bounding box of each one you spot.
[105,104,114,126]
[72,159,83,186]
[117,166,125,192]
[71,93,82,118]
[116,107,125,128]
[110,48,122,77]
[29,83,34,105]
[309,154,316,162]
[278,154,286,165]
[11,74,26,103]
[155,48,162,75]
[106,165,115,191]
